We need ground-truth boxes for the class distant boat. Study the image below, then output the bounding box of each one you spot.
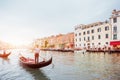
[19,55,52,68]
[0,52,11,58]
[74,49,86,53]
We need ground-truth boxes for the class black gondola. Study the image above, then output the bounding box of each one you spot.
[19,56,52,68]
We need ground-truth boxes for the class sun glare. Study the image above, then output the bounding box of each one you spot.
[2,37,31,46]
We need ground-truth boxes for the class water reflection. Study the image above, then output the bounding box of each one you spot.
[74,52,120,80]
[0,57,10,65]
[23,67,50,80]
[0,49,120,80]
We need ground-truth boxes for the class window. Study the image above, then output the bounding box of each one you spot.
[113,34,117,40]
[113,18,117,23]
[98,42,101,45]
[76,39,77,42]
[92,36,94,40]
[92,43,94,45]
[76,44,77,47]
[84,37,86,41]
[79,38,81,41]
[88,36,90,41]
[106,42,108,45]
[83,31,86,35]
[84,44,86,46]
[87,30,90,34]
[113,26,117,33]
[79,44,81,46]
[97,28,101,32]
[91,29,94,33]
[98,35,101,39]
[79,33,81,36]
[105,34,109,38]
[75,34,77,36]
[105,26,109,31]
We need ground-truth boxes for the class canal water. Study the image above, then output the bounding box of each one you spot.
[0,49,120,80]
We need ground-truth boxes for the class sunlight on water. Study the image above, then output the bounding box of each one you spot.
[0,49,120,80]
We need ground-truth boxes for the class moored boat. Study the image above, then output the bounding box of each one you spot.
[19,56,52,68]
[0,52,11,58]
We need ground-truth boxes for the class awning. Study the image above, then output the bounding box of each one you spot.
[110,41,120,46]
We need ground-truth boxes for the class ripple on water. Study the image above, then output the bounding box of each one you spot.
[0,49,120,80]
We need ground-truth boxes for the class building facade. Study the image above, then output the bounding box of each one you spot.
[34,32,74,49]
[74,9,120,50]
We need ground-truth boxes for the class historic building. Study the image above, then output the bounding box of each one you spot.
[33,32,74,49]
[74,9,120,50]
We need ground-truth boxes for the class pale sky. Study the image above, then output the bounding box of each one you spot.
[0,0,120,45]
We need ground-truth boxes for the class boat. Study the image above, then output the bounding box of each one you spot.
[19,56,52,68]
[74,49,86,53]
[0,52,11,58]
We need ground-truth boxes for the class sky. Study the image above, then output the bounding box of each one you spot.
[0,0,120,46]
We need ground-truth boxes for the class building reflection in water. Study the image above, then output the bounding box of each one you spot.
[74,52,120,80]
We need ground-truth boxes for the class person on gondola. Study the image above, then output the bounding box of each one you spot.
[34,45,40,64]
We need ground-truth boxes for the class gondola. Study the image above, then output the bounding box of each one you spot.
[0,52,11,58]
[19,56,52,68]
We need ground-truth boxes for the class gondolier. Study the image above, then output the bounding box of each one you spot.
[34,45,40,64]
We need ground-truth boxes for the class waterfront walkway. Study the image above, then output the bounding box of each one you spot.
[41,49,74,52]
[86,49,120,53]
[41,48,120,53]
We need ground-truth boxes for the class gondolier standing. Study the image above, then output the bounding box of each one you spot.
[34,45,40,64]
